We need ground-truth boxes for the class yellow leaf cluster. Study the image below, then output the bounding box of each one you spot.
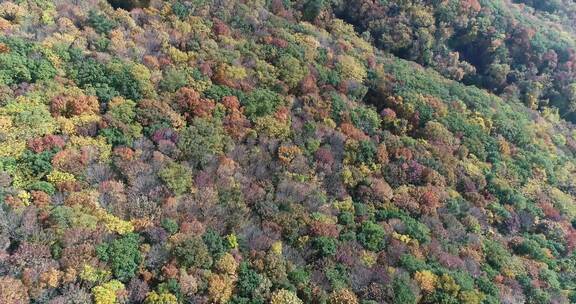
[208,273,234,304]
[392,232,412,244]
[333,197,355,212]
[337,55,367,82]
[255,115,291,139]
[167,46,189,64]
[414,270,437,293]
[80,265,111,283]
[56,114,101,135]
[47,170,76,184]
[459,290,486,304]
[93,207,135,235]
[92,280,124,304]
[216,253,238,275]
[271,241,283,256]
[328,289,359,304]
[270,289,303,304]
[293,33,320,61]
[17,191,31,206]
[220,64,248,81]
[69,135,112,161]
[438,274,460,296]
[226,234,238,249]
[360,250,377,267]
[144,291,178,304]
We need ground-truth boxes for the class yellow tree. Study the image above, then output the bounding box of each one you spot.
[92,280,125,304]
[270,289,303,304]
[414,270,437,294]
[328,289,359,304]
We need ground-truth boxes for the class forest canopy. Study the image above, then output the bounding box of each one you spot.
[0,0,575,303]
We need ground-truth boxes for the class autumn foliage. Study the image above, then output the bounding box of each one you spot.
[0,0,575,303]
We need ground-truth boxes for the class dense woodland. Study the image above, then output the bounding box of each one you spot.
[0,0,576,303]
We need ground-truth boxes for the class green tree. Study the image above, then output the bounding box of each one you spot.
[0,37,56,86]
[172,237,213,269]
[277,55,308,89]
[302,0,326,21]
[160,67,188,93]
[158,162,193,195]
[87,10,117,34]
[357,140,377,165]
[350,106,381,135]
[161,218,179,235]
[312,236,337,258]
[203,229,227,257]
[178,117,231,168]
[242,89,284,120]
[357,221,386,251]
[97,233,142,282]
[393,274,416,304]
[237,262,263,299]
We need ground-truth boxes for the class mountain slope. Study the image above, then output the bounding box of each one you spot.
[0,0,575,303]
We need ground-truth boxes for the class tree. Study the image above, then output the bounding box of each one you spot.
[357,140,377,164]
[237,262,263,299]
[414,270,437,294]
[350,106,381,135]
[337,55,367,83]
[357,221,386,251]
[216,253,238,275]
[0,37,56,86]
[302,0,326,21]
[97,233,142,282]
[178,117,231,168]
[0,276,28,304]
[87,10,117,34]
[174,87,215,119]
[144,291,178,304]
[103,97,142,143]
[312,236,337,258]
[393,274,417,304]
[242,89,284,120]
[92,280,125,304]
[158,162,193,195]
[203,229,228,257]
[208,273,235,304]
[172,237,213,269]
[277,55,308,89]
[160,67,188,93]
[459,290,486,304]
[161,218,179,235]
[328,289,358,304]
[50,94,99,118]
[270,289,303,304]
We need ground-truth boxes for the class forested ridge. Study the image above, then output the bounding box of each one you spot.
[0,0,576,303]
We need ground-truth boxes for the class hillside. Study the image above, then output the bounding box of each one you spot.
[0,0,575,303]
